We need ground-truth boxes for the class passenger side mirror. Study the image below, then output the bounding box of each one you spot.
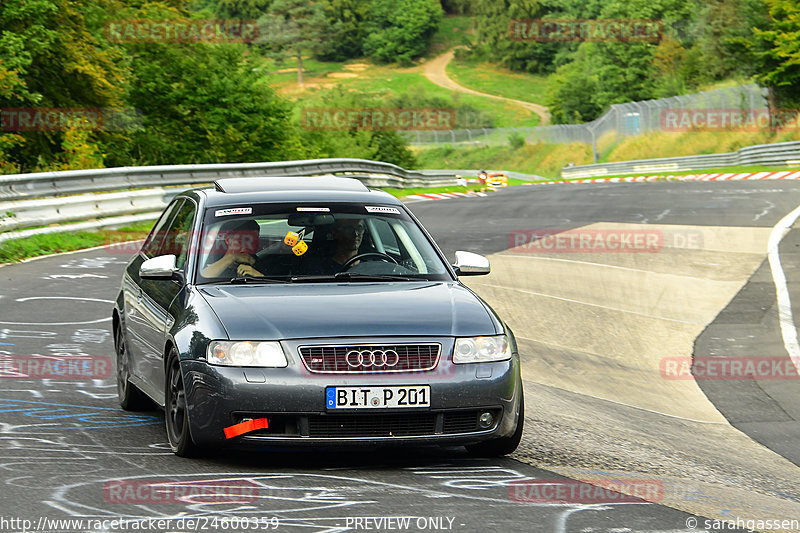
[453,251,490,276]
[140,254,182,281]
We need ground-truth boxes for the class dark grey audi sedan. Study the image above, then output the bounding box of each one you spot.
[112,177,523,457]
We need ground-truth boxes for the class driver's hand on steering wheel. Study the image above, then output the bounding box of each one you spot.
[237,264,263,277]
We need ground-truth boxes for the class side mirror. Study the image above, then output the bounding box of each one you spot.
[453,251,490,276]
[140,254,182,281]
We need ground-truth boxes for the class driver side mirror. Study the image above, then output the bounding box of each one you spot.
[140,254,183,282]
[453,251,490,276]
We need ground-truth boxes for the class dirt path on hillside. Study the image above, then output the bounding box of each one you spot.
[423,48,551,125]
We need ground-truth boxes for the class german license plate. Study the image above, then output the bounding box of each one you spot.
[326,386,430,409]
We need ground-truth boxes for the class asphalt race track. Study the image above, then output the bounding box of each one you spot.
[2,181,800,532]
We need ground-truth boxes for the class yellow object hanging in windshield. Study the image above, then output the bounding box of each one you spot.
[292,241,308,256]
[284,231,300,247]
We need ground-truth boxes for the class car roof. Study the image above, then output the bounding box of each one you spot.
[187,176,403,208]
[215,176,369,193]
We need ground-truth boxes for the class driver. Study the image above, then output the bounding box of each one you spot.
[310,217,365,275]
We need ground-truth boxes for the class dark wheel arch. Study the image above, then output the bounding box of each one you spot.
[113,310,154,411]
[165,347,201,457]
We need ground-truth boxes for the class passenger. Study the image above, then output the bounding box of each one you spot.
[201,219,265,278]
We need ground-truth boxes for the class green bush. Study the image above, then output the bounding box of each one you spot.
[509,132,525,149]
[363,0,443,65]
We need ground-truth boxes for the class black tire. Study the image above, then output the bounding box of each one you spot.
[115,322,152,411]
[466,391,524,457]
[165,349,200,457]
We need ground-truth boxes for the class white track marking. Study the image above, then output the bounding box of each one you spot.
[0,297,113,326]
[767,205,800,374]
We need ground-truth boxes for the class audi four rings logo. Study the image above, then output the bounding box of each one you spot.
[345,349,400,368]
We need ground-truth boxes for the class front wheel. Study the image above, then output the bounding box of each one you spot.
[466,392,524,457]
[165,349,200,457]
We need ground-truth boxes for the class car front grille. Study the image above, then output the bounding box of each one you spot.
[298,344,440,373]
[305,410,497,438]
[236,410,499,439]
[308,413,437,437]
[442,411,480,433]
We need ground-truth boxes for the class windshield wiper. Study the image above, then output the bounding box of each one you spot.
[336,273,418,282]
[228,276,290,284]
[290,273,417,283]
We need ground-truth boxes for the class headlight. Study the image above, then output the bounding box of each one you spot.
[207,341,288,367]
[453,335,511,364]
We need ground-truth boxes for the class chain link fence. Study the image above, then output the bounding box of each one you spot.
[403,84,767,161]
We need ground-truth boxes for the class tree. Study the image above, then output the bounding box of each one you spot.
[0,0,126,172]
[316,0,371,61]
[440,0,472,14]
[216,0,273,19]
[256,0,328,85]
[470,0,576,74]
[112,38,297,166]
[750,0,800,111]
[362,0,443,65]
[295,87,417,167]
[545,49,602,123]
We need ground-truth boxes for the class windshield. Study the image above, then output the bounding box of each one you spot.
[194,203,452,283]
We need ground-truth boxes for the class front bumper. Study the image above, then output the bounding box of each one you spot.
[181,337,522,448]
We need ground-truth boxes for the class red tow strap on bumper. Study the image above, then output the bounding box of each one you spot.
[224,418,269,439]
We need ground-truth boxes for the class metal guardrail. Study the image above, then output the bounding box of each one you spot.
[561,141,800,179]
[0,159,459,241]
[0,158,458,201]
[0,189,178,233]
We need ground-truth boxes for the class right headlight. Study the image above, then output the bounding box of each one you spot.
[453,335,512,364]
[207,341,288,367]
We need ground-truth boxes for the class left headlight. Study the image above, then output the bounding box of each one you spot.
[453,335,512,364]
[207,341,288,367]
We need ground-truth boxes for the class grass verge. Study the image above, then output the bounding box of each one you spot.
[0,221,154,264]
[446,54,549,107]
[380,184,485,198]
[416,128,800,178]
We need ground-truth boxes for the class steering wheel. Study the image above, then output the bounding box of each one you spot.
[342,252,398,269]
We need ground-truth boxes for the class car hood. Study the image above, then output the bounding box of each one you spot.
[198,282,499,340]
